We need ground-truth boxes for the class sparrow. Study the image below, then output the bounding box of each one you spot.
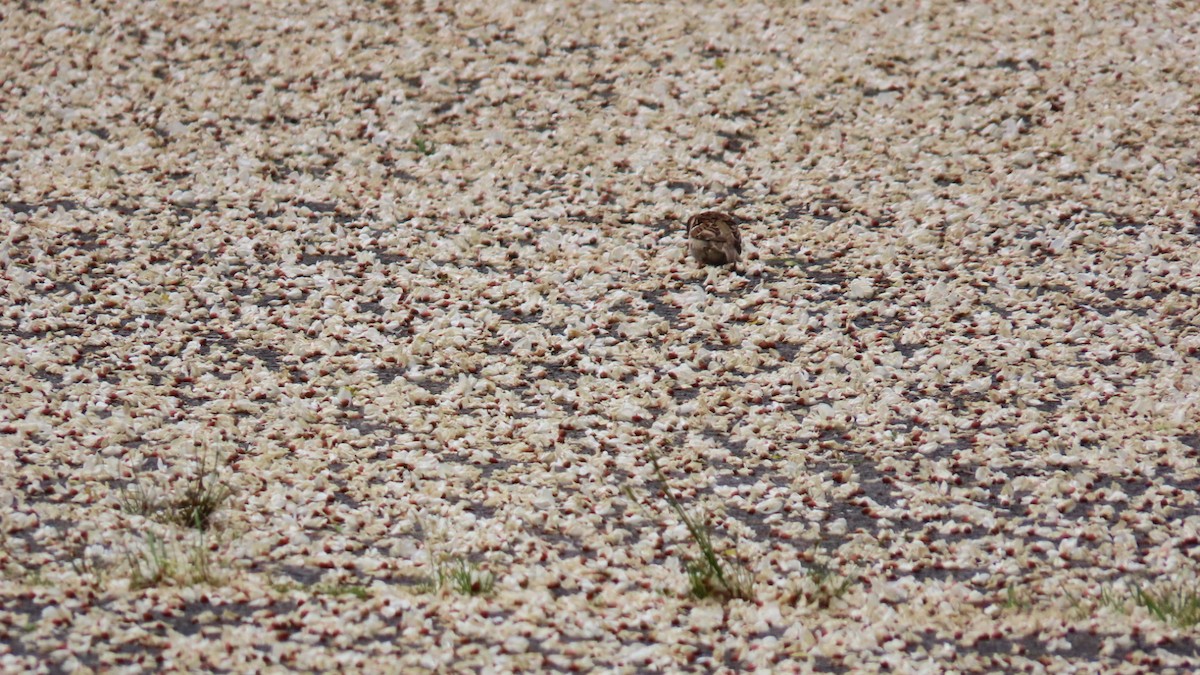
[686,211,742,266]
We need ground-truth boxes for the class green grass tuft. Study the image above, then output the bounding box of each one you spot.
[118,451,232,531]
[805,560,852,608]
[430,557,495,597]
[413,136,436,156]
[650,456,754,602]
[1131,582,1200,628]
[125,531,222,590]
[1003,585,1030,611]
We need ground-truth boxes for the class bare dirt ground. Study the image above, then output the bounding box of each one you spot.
[2,1,1200,671]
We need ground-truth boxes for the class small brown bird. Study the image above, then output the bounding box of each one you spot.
[686,211,742,266]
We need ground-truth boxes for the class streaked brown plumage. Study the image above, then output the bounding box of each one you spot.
[686,211,742,266]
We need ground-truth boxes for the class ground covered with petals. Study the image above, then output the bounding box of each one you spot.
[2,1,1200,671]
